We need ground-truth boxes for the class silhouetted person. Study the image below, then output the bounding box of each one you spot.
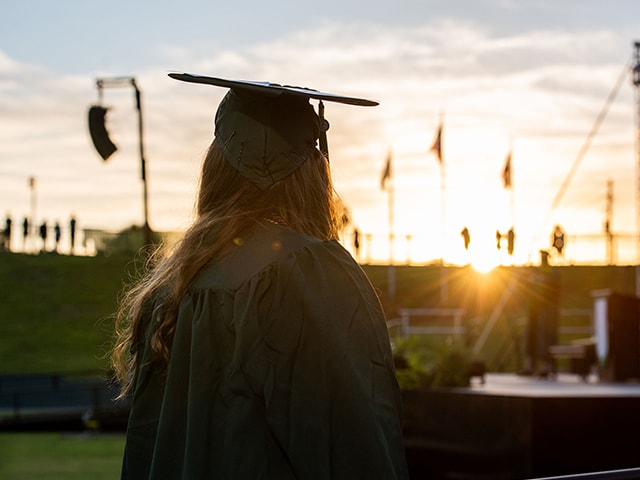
[507,227,515,256]
[22,217,28,250]
[69,215,77,254]
[54,222,61,253]
[39,221,48,253]
[461,227,470,250]
[552,225,565,256]
[522,250,559,377]
[3,214,12,251]
[353,227,361,258]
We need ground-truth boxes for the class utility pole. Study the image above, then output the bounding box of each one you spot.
[605,179,614,265]
[632,41,640,261]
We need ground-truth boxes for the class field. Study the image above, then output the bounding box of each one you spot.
[0,252,137,477]
[0,251,637,476]
[1,251,637,375]
[0,433,124,479]
[0,252,140,373]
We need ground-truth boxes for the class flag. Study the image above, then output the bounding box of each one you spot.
[430,124,443,164]
[380,150,392,190]
[502,152,512,188]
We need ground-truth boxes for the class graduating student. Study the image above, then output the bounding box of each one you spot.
[112,73,409,479]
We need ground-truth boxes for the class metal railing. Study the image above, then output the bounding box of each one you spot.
[529,467,640,479]
[0,372,128,431]
[388,307,466,337]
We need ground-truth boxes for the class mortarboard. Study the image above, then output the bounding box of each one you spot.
[169,73,378,190]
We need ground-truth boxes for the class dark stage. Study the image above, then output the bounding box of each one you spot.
[403,373,640,479]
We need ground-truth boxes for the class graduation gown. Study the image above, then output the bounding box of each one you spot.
[122,222,409,479]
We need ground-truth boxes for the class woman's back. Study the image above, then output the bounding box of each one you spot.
[122,222,408,479]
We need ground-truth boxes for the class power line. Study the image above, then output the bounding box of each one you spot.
[531,56,633,257]
[551,58,631,213]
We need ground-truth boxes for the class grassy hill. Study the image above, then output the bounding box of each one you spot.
[1,251,637,374]
[367,263,637,371]
[0,252,140,373]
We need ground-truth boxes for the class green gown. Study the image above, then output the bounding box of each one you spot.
[122,222,409,479]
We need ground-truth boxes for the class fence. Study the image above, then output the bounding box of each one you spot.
[350,231,640,266]
[529,467,640,479]
[388,308,466,337]
[0,372,128,432]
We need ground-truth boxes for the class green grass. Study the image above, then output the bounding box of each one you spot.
[0,253,134,477]
[0,252,635,476]
[1,252,636,375]
[0,252,140,373]
[0,433,125,479]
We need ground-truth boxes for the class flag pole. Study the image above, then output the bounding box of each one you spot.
[380,149,396,307]
[440,153,448,303]
[388,152,394,264]
[508,144,515,231]
[388,162,396,308]
[510,171,515,229]
[440,154,446,262]
[430,117,445,260]
[430,114,447,303]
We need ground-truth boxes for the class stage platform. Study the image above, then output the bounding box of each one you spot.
[469,372,640,397]
[403,373,640,479]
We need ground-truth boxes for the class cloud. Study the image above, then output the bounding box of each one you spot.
[0,17,636,263]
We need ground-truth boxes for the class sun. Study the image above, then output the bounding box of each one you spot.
[467,246,502,273]
[471,255,498,273]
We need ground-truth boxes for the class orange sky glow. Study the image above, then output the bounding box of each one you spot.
[1,1,639,267]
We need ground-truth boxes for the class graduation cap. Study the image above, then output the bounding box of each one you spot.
[169,73,378,190]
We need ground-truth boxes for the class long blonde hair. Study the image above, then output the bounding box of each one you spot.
[111,141,339,396]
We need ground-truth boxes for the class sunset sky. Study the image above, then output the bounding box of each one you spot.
[1,0,639,266]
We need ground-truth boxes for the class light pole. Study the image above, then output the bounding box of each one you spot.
[28,176,36,252]
[89,77,151,247]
